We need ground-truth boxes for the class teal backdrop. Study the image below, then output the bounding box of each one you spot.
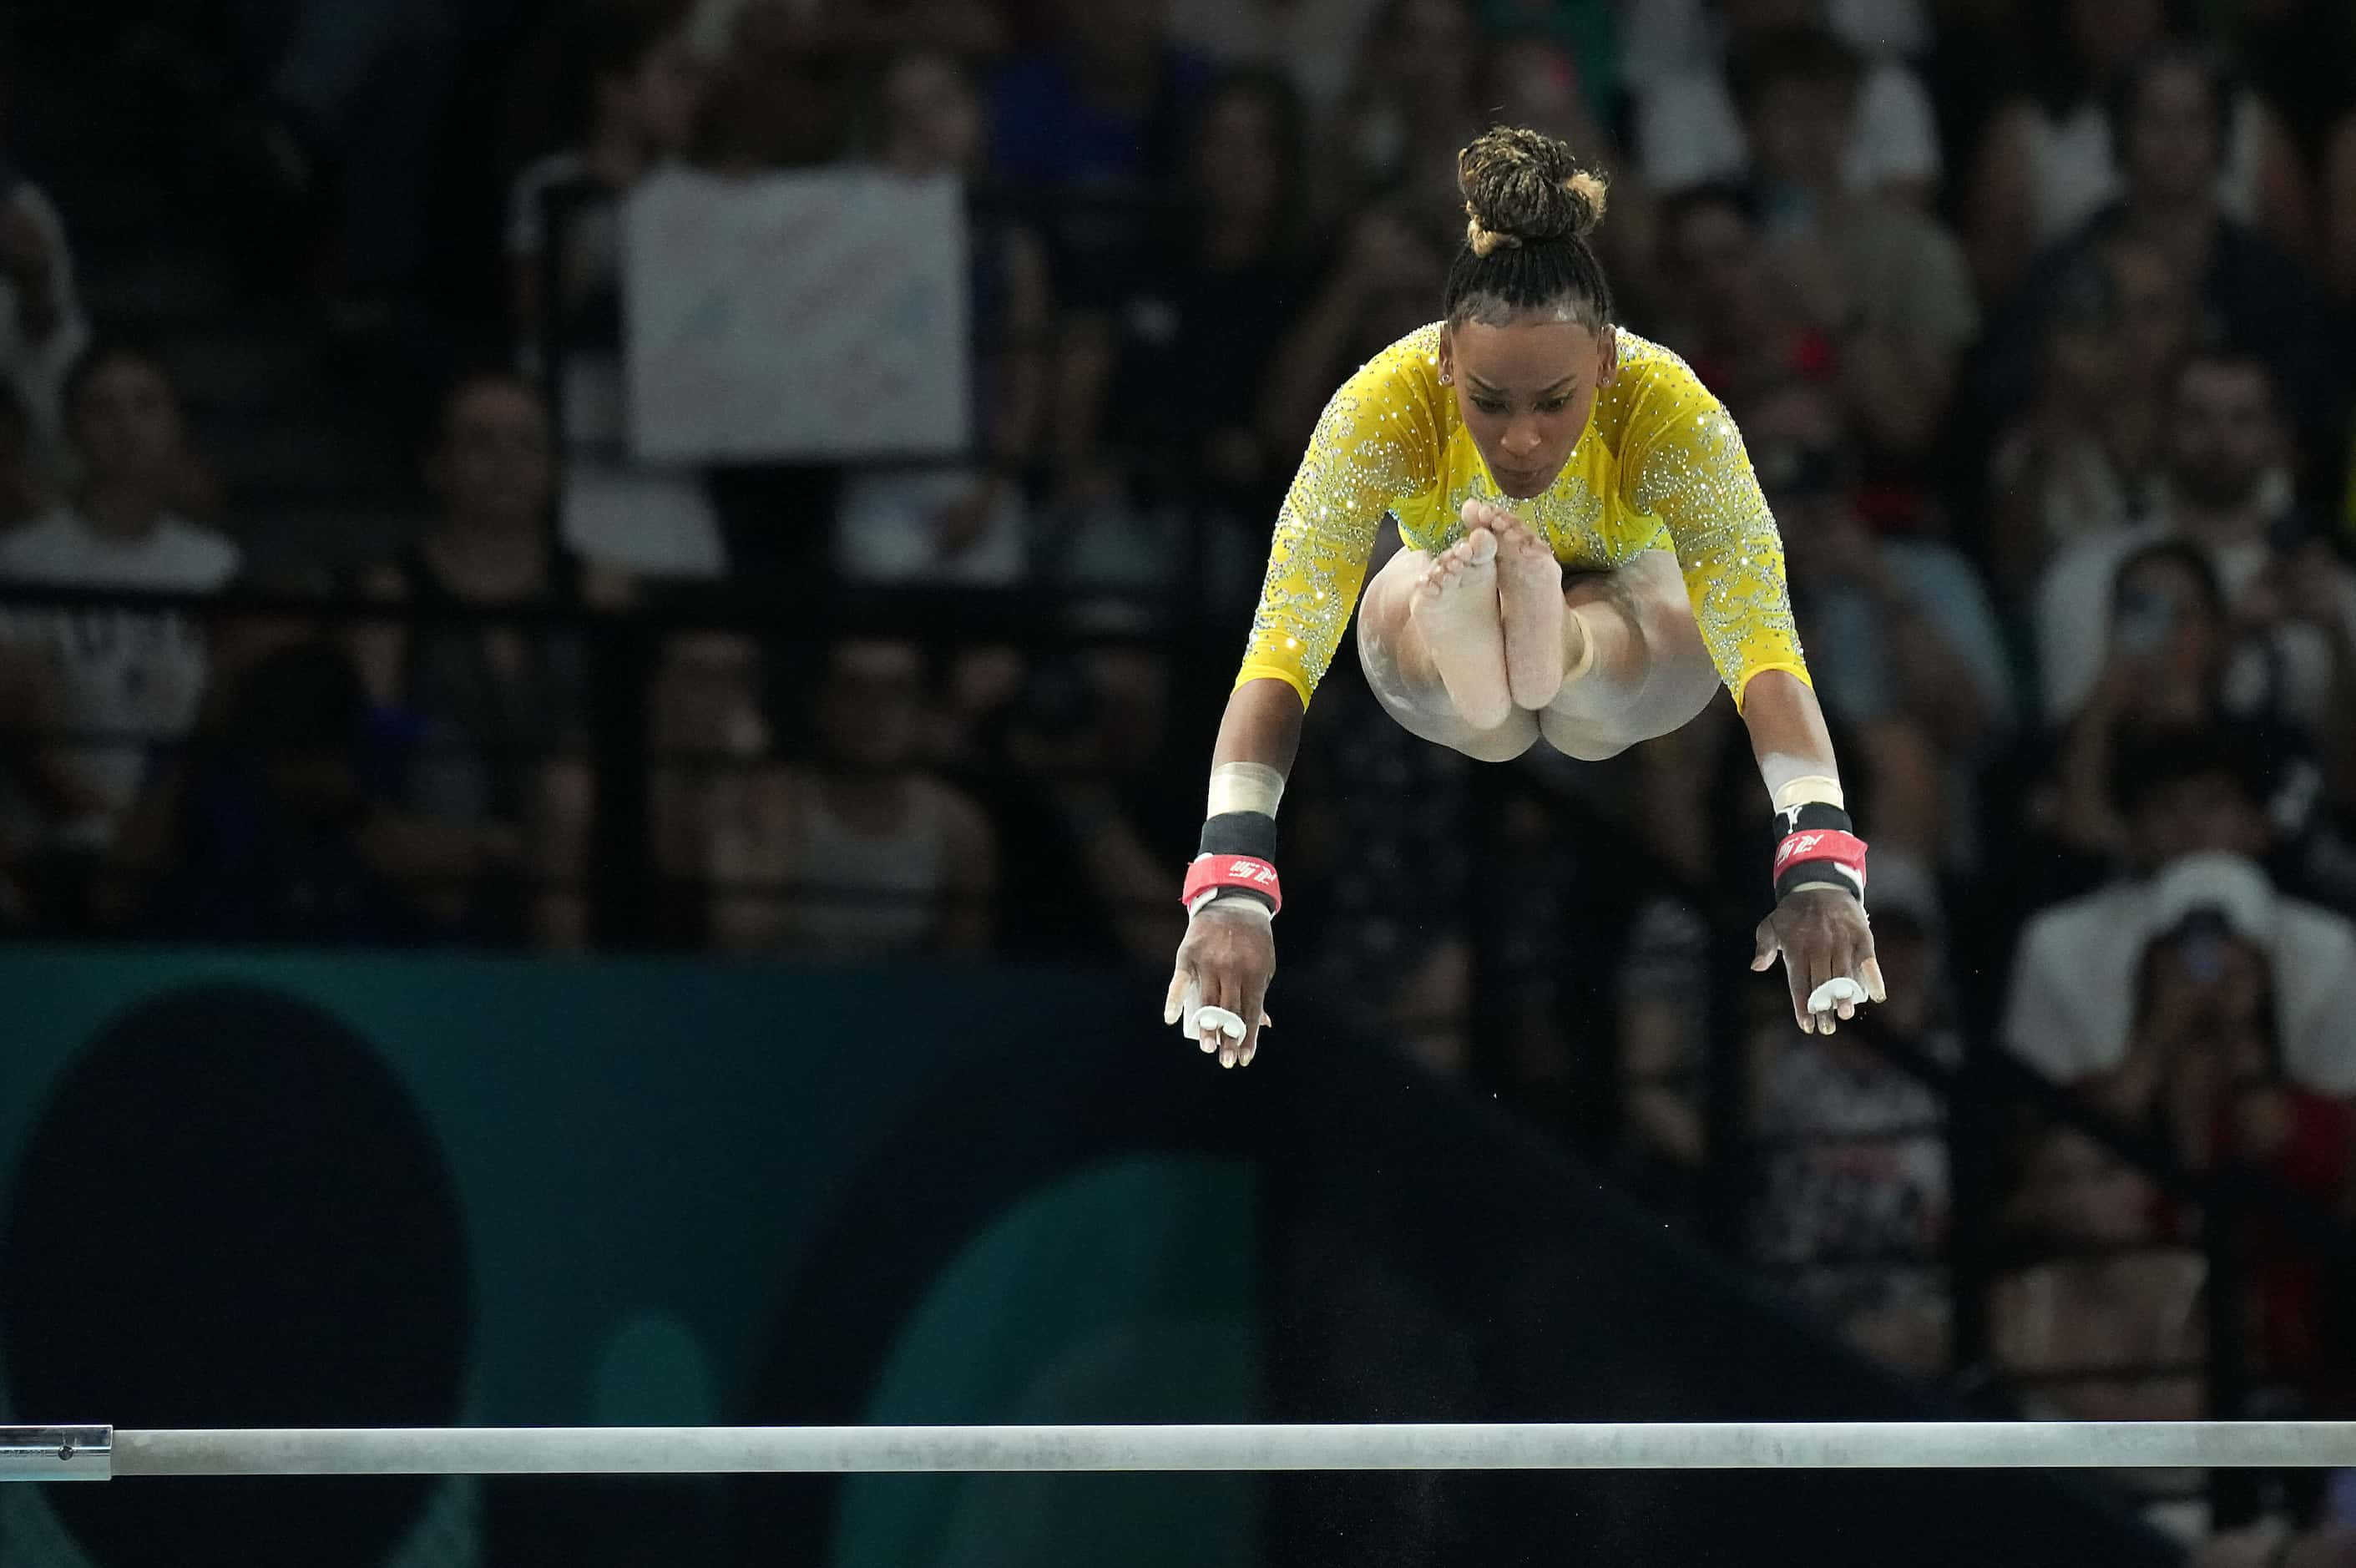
[0,945,2183,1566]
[0,947,1263,1566]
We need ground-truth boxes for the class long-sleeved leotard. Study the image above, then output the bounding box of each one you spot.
[1237,323,1809,710]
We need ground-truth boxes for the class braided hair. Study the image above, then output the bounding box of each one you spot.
[1445,126,1614,331]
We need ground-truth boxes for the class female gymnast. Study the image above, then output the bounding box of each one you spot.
[1166,126,1884,1068]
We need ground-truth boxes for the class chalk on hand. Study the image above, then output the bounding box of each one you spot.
[1191,1005,1247,1043]
[1807,976,1868,1014]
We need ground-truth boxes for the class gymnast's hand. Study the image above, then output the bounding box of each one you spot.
[1164,893,1274,1070]
[1752,886,1885,1035]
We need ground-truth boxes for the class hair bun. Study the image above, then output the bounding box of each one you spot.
[1459,126,1608,256]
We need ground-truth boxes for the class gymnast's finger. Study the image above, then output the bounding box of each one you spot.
[1201,974,1247,1069]
[1773,937,1810,1031]
[1164,964,1193,1029]
[1806,944,1834,1034]
[1861,954,1888,1004]
[1238,984,1270,1067]
[1752,915,1781,974]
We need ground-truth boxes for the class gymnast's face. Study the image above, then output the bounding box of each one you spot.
[1441,315,1616,500]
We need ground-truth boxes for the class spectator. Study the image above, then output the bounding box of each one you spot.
[2035,349,2356,736]
[1728,26,1977,475]
[1625,0,1943,208]
[977,648,1196,969]
[988,0,1212,303]
[1474,0,1625,129]
[1482,33,1656,315]
[1966,6,2313,300]
[103,638,491,943]
[2039,547,2251,866]
[2084,885,2356,1406]
[0,344,240,862]
[1166,0,1388,120]
[1990,1124,2207,1422]
[1984,240,2192,596]
[0,159,91,495]
[1260,205,1448,465]
[2007,738,2356,1096]
[1653,183,1838,417]
[1054,68,1312,577]
[647,629,768,943]
[687,0,853,173]
[836,48,1049,587]
[1322,0,1482,219]
[1755,857,1953,1377]
[708,640,996,959]
[1971,45,2347,503]
[351,372,629,949]
[1619,0,1931,96]
[1752,390,2015,797]
[508,0,724,578]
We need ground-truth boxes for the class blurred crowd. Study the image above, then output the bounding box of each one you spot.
[2,0,2355,1551]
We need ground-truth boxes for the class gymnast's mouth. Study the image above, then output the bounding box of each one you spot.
[1494,466,1551,497]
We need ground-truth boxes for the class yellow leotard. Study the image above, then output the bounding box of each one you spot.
[1237,323,1809,711]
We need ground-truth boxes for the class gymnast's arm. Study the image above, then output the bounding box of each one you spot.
[1159,677,1302,1069]
[1165,344,1427,1065]
[1624,373,1883,1032]
[1211,679,1306,790]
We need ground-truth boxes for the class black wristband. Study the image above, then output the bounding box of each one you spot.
[1772,802,1867,903]
[1201,811,1278,861]
[1777,801,1854,837]
[1198,812,1278,913]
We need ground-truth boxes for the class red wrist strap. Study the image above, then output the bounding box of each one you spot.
[1774,828,1868,900]
[1181,853,1282,915]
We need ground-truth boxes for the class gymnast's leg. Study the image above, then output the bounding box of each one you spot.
[1531,549,1724,761]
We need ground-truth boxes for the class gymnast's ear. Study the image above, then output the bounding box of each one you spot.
[1435,326,1455,387]
[1596,323,1619,386]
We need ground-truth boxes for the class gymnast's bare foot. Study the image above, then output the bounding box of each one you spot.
[1411,526,1514,731]
[1471,501,1567,710]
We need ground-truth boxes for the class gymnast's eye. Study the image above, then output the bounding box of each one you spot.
[1540,394,1573,413]
[1471,396,1508,415]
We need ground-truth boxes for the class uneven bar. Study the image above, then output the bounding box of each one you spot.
[0,1428,113,1482]
[0,1422,2317,1479]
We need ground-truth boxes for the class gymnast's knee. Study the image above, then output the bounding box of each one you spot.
[1450,721,1542,763]
[1535,711,1632,761]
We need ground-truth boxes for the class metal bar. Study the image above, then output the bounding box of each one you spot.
[2,1422,2335,1479]
[0,1427,112,1481]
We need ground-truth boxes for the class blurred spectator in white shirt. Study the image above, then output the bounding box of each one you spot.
[1625,0,1941,208]
[709,640,997,959]
[1966,9,2311,301]
[2036,350,2356,740]
[0,344,240,858]
[2008,724,2356,1097]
